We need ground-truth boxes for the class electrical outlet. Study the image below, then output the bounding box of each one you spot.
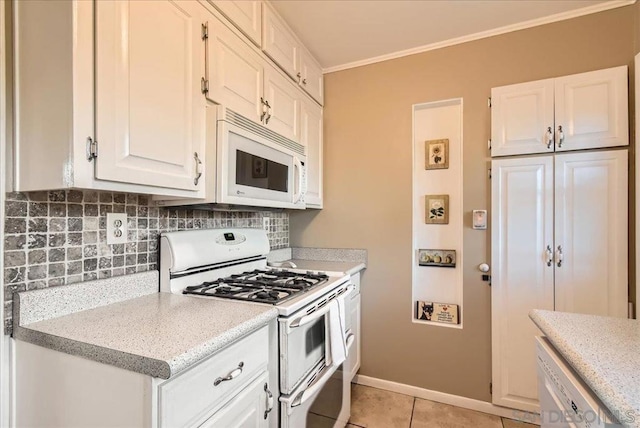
[263,217,270,230]
[106,213,128,245]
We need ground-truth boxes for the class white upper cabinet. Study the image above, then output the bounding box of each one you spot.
[95,0,206,191]
[491,66,628,157]
[209,1,262,46]
[263,64,300,142]
[298,49,324,105]
[262,4,299,80]
[554,67,628,152]
[207,15,264,124]
[262,3,324,105]
[300,97,323,208]
[13,0,207,197]
[206,14,300,142]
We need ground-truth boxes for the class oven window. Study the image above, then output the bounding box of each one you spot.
[236,150,288,192]
[306,318,325,355]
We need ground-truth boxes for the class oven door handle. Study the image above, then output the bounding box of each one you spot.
[288,285,354,330]
[291,362,339,408]
[289,304,332,329]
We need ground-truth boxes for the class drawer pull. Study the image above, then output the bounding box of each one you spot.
[264,382,274,419]
[213,362,244,386]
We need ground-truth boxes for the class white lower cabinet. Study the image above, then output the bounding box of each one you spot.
[15,323,277,428]
[199,372,270,428]
[346,272,362,379]
[491,150,628,412]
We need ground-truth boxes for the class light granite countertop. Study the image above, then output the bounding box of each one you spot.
[530,309,640,427]
[278,259,365,276]
[15,292,277,380]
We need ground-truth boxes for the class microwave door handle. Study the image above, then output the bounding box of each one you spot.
[293,157,303,203]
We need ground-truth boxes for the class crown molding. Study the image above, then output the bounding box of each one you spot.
[323,0,636,74]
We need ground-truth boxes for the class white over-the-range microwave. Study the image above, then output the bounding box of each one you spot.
[157,104,307,210]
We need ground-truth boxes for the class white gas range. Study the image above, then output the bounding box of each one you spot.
[160,228,354,427]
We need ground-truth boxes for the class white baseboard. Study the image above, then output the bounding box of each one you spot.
[352,374,539,422]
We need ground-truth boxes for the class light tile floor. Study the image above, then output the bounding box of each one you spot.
[348,384,539,428]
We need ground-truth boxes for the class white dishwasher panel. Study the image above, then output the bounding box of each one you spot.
[536,336,621,428]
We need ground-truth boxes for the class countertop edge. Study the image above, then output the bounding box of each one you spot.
[15,306,278,380]
[529,310,638,427]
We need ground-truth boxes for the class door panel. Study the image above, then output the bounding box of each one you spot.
[262,5,299,79]
[491,156,554,412]
[554,150,628,317]
[95,0,205,191]
[491,79,554,157]
[300,98,322,208]
[555,66,628,151]
[207,16,264,123]
[210,0,262,45]
[264,66,299,142]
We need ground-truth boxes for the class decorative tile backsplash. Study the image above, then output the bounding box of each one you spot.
[3,190,289,334]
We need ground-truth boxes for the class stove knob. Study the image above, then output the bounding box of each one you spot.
[318,271,326,276]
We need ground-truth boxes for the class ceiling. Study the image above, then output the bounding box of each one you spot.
[270,0,632,73]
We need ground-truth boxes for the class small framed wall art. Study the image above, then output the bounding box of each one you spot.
[425,139,449,170]
[425,194,449,224]
[416,301,460,324]
[418,249,456,267]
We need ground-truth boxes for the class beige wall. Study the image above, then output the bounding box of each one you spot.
[290,7,635,402]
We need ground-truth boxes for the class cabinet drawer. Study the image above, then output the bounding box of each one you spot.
[158,325,269,428]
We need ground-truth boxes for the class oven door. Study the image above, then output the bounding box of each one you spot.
[280,337,354,428]
[217,120,305,209]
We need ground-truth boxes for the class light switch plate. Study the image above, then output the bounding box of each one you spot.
[472,210,487,230]
[106,213,128,245]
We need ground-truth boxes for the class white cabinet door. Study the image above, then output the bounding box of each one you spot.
[210,0,262,46]
[299,50,324,105]
[95,0,206,191]
[491,79,554,157]
[346,292,361,380]
[554,150,628,318]
[301,97,323,208]
[207,16,264,123]
[263,65,300,142]
[262,5,299,79]
[491,156,554,412]
[199,372,270,428]
[555,66,628,152]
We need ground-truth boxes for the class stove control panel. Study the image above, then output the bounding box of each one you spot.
[215,232,247,245]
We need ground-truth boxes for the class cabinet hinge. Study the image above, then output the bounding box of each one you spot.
[488,139,492,151]
[488,97,492,108]
[201,22,208,40]
[489,382,492,395]
[201,77,209,95]
[488,168,492,180]
[86,137,98,161]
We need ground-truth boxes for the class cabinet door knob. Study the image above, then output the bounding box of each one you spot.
[557,125,564,148]
[193,152,202,186]
[545,245,553,267]
[264,382,274,419]
[546,127,554,149]
[556,245,563,268]
[213,361,244,386]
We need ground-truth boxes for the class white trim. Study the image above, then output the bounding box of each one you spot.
[635,52,640,319]
[352,374,541,423]
[323,0,635,74]
[0,0,8,425]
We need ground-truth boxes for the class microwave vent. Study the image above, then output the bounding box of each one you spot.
[225,109,306,157]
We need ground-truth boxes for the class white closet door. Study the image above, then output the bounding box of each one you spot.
[491,79,554,157]
[95,0,205,191]
[491,156,554,412]
[554,150,628,317]
[554,66,628,152]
